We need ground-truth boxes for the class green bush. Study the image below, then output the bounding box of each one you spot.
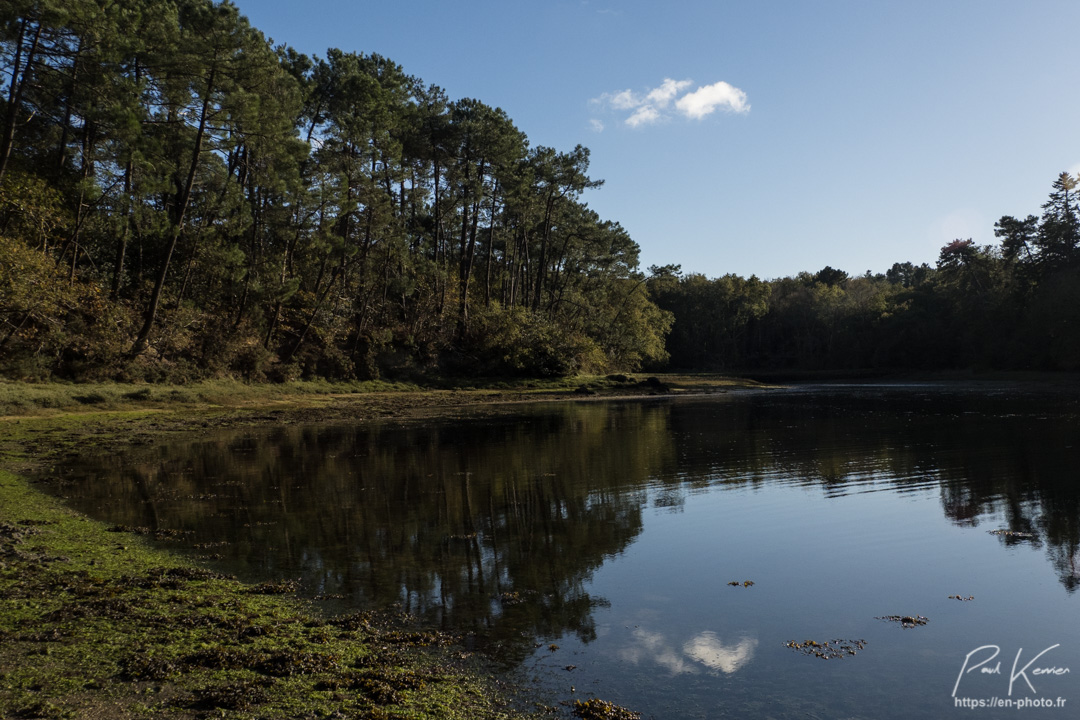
[462,305,602,377]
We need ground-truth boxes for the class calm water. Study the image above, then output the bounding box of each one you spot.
[45,385,1080,718]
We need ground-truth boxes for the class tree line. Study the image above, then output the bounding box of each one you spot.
[0,0,670,381]
[2,0,1077,382]
[649,171,1080,374]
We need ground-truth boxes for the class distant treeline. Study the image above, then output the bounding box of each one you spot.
[1,1,1077,382]
[649,172,1080,374]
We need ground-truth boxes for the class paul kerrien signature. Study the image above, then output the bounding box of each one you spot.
[954,645,1071,697]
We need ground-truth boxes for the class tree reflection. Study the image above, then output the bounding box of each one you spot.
[47,387,1080,671]
[661,388,1080,593]
[52,403,674,663]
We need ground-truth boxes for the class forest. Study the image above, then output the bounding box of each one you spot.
[649,170,1080,374]
[1,0,1078,382]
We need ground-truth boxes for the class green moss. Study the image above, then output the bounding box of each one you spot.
[0,373,763,417]
[0,469,537,719]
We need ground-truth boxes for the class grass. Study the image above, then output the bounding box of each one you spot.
[0,378,424,415]
[0,373,761,417]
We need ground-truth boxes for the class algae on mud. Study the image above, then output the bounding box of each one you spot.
[0,469,538,719]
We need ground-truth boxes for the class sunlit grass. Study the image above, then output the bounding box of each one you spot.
[0,373,761,417]
[0,378,422,415]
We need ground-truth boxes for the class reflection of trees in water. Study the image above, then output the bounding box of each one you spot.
[53,403,675,663]
[928,407,1080,594]
[49,388,1080,666]
[663,390,1080,593]
[1034,479,1080,592]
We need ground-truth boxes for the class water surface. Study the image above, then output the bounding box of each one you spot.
[47,385,1080,718]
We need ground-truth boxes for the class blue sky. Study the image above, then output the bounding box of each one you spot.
[237,0,1080,280]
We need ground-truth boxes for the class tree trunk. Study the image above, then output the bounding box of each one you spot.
[56,39,84,172]
[484,185,498,306]
[129,66,217,357]
[0,18,42,186]
[111,158,134,299]
[532,195,557,311]
[281,266,340,364]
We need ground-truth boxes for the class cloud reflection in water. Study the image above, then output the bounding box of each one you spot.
[683,631,757,674]
[618,628,757,675]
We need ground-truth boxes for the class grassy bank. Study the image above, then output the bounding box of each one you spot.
[0,468,536,720]
[0,375,756,719]
[0,373,755,417]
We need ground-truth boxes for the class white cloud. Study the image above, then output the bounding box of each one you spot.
[590,118,605,133]
[675,81,750,119]
[592,77,749,128]
[626,106,661,128]
[610,89,641,111]
[646,78,692,108]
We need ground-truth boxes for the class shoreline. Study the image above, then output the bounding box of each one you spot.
[1,374,763,720]
[1,465,539,720]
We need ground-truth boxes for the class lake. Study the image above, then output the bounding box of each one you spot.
[44,384,1080,718]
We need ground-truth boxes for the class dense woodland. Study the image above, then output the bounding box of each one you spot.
[649,170,1080,373]
[0,0,670,381]
[1,0,1078,382]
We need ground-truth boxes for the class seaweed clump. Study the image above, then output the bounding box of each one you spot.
[247,578,300,594]
[876,614,928,628]
[988,529,1036,538]
[784,638,866,659]
[182,678,274,712]
[572,697,641,720]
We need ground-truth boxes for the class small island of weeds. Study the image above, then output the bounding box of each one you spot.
[0,375,759,719]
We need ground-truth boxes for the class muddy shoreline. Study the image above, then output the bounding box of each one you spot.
[1,376,764,719]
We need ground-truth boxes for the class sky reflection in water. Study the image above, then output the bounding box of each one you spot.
[47,385,1080,718]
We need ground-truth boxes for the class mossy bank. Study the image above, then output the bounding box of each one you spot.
[0,376,757,719]
[0,465,545,719]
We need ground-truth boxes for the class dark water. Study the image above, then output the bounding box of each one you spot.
[44,385,1080,718]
